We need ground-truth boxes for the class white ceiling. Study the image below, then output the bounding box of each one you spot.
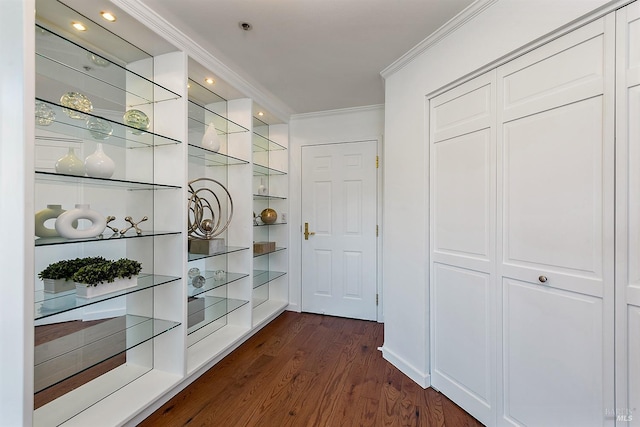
[135,0,477,116]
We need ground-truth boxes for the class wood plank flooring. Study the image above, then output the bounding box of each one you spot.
[140,311,483,426]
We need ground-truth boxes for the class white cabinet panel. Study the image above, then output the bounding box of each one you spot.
[502,97,604,285]
[431,81,492,143]
[433,129,492,260]
[503,278,604,427]
[500,19,607,123]
[628,306,640,425]
[432,263,494,422]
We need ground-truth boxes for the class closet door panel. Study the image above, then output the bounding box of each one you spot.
[429,71,496,426]
[624,85,640,302]
[432,83,492,143]
[498,13,614,427]
[616,3,640,424]
[433,264,492,405]
[503,278,603,426]
[500,19,606,123]
[433,129,492,261]
[502,96,604,295]
[628,306,640,423]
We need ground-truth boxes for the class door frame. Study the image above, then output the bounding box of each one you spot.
[290,137,384,322]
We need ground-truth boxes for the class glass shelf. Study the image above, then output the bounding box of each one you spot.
[35,230,181,247]
[187,272,248,298]
[35,25,180,108]
[187,246,249,262]
[252,163,287,177]
[34,314,179,393]
[188,101,249,136]
[253,222,288,227]
[35,274,180,320]
[252,132,286,152]
[253,270,286,289]
[34,171,182,190]
[188,79,226,105]
[35,99,182,149]
[187,143,249,167]
[253,247,286,258]
[253,194,287,201]
[187,297,248,337]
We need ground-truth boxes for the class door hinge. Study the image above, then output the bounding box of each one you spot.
[376,294,379,306]
[376,225,379,237]
[376,156,379,168]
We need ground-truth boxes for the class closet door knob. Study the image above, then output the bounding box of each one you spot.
[538,275,548,283]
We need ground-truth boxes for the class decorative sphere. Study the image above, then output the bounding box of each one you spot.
[260,208,277,224]
[192,275,205,288]
[202,219,214,232]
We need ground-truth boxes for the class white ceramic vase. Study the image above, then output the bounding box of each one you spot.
[84,143,115,178]
[35,204,77,238]
[201,122,221,152]
[55,204,107,239]
[55,147,85,176]
[257,178,268,196]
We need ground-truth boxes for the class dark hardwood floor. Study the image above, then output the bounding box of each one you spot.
[140,311,483,426]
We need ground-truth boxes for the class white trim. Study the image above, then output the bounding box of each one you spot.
[425,0,633,102]
[290,104,384,121]
[379,346,431,388]
[112,0,294,123]
[380,0,499,79]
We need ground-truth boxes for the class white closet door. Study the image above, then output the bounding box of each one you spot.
[429,71,497,426]
[497,15,615,427]
[616,3,640,425]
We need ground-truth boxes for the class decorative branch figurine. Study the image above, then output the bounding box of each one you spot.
[120,216,148,235]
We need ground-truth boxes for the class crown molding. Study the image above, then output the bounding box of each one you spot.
[111,0,295,123]
[290,104,384,121]
[380,0,499,79]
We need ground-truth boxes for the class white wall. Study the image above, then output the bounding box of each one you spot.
[381,0,615,387]
[288,105,384,314]
[1,0,34,425]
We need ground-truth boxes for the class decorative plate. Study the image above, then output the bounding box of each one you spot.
[86,117,113,140]
[123,109,150,134]
[60,91,93,119]
[35,101,55,126]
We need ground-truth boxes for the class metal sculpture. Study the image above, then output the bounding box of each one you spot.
[187,177,233,253]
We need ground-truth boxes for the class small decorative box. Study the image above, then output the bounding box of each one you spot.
[253,241,276,255]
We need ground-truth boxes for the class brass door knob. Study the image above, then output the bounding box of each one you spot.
[538,275,548,283]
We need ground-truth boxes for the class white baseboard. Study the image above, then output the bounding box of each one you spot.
[286,303,301,312]
[379,345,431,388]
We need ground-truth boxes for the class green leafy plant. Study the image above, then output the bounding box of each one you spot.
[38,256,107,281]
[72,258,142,287]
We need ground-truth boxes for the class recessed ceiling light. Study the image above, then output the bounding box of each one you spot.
[72,22,87,31]
[258,112,264,116]
[205,78,215,85]
[100,11,117,22]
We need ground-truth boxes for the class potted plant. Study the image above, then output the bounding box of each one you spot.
[38,256,107,293]
[73,258,142,298]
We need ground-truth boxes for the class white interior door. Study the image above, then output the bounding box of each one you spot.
[497,15,614,427]
[301,141,378,321]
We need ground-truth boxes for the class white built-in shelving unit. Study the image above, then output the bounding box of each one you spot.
[22,1,289,425]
